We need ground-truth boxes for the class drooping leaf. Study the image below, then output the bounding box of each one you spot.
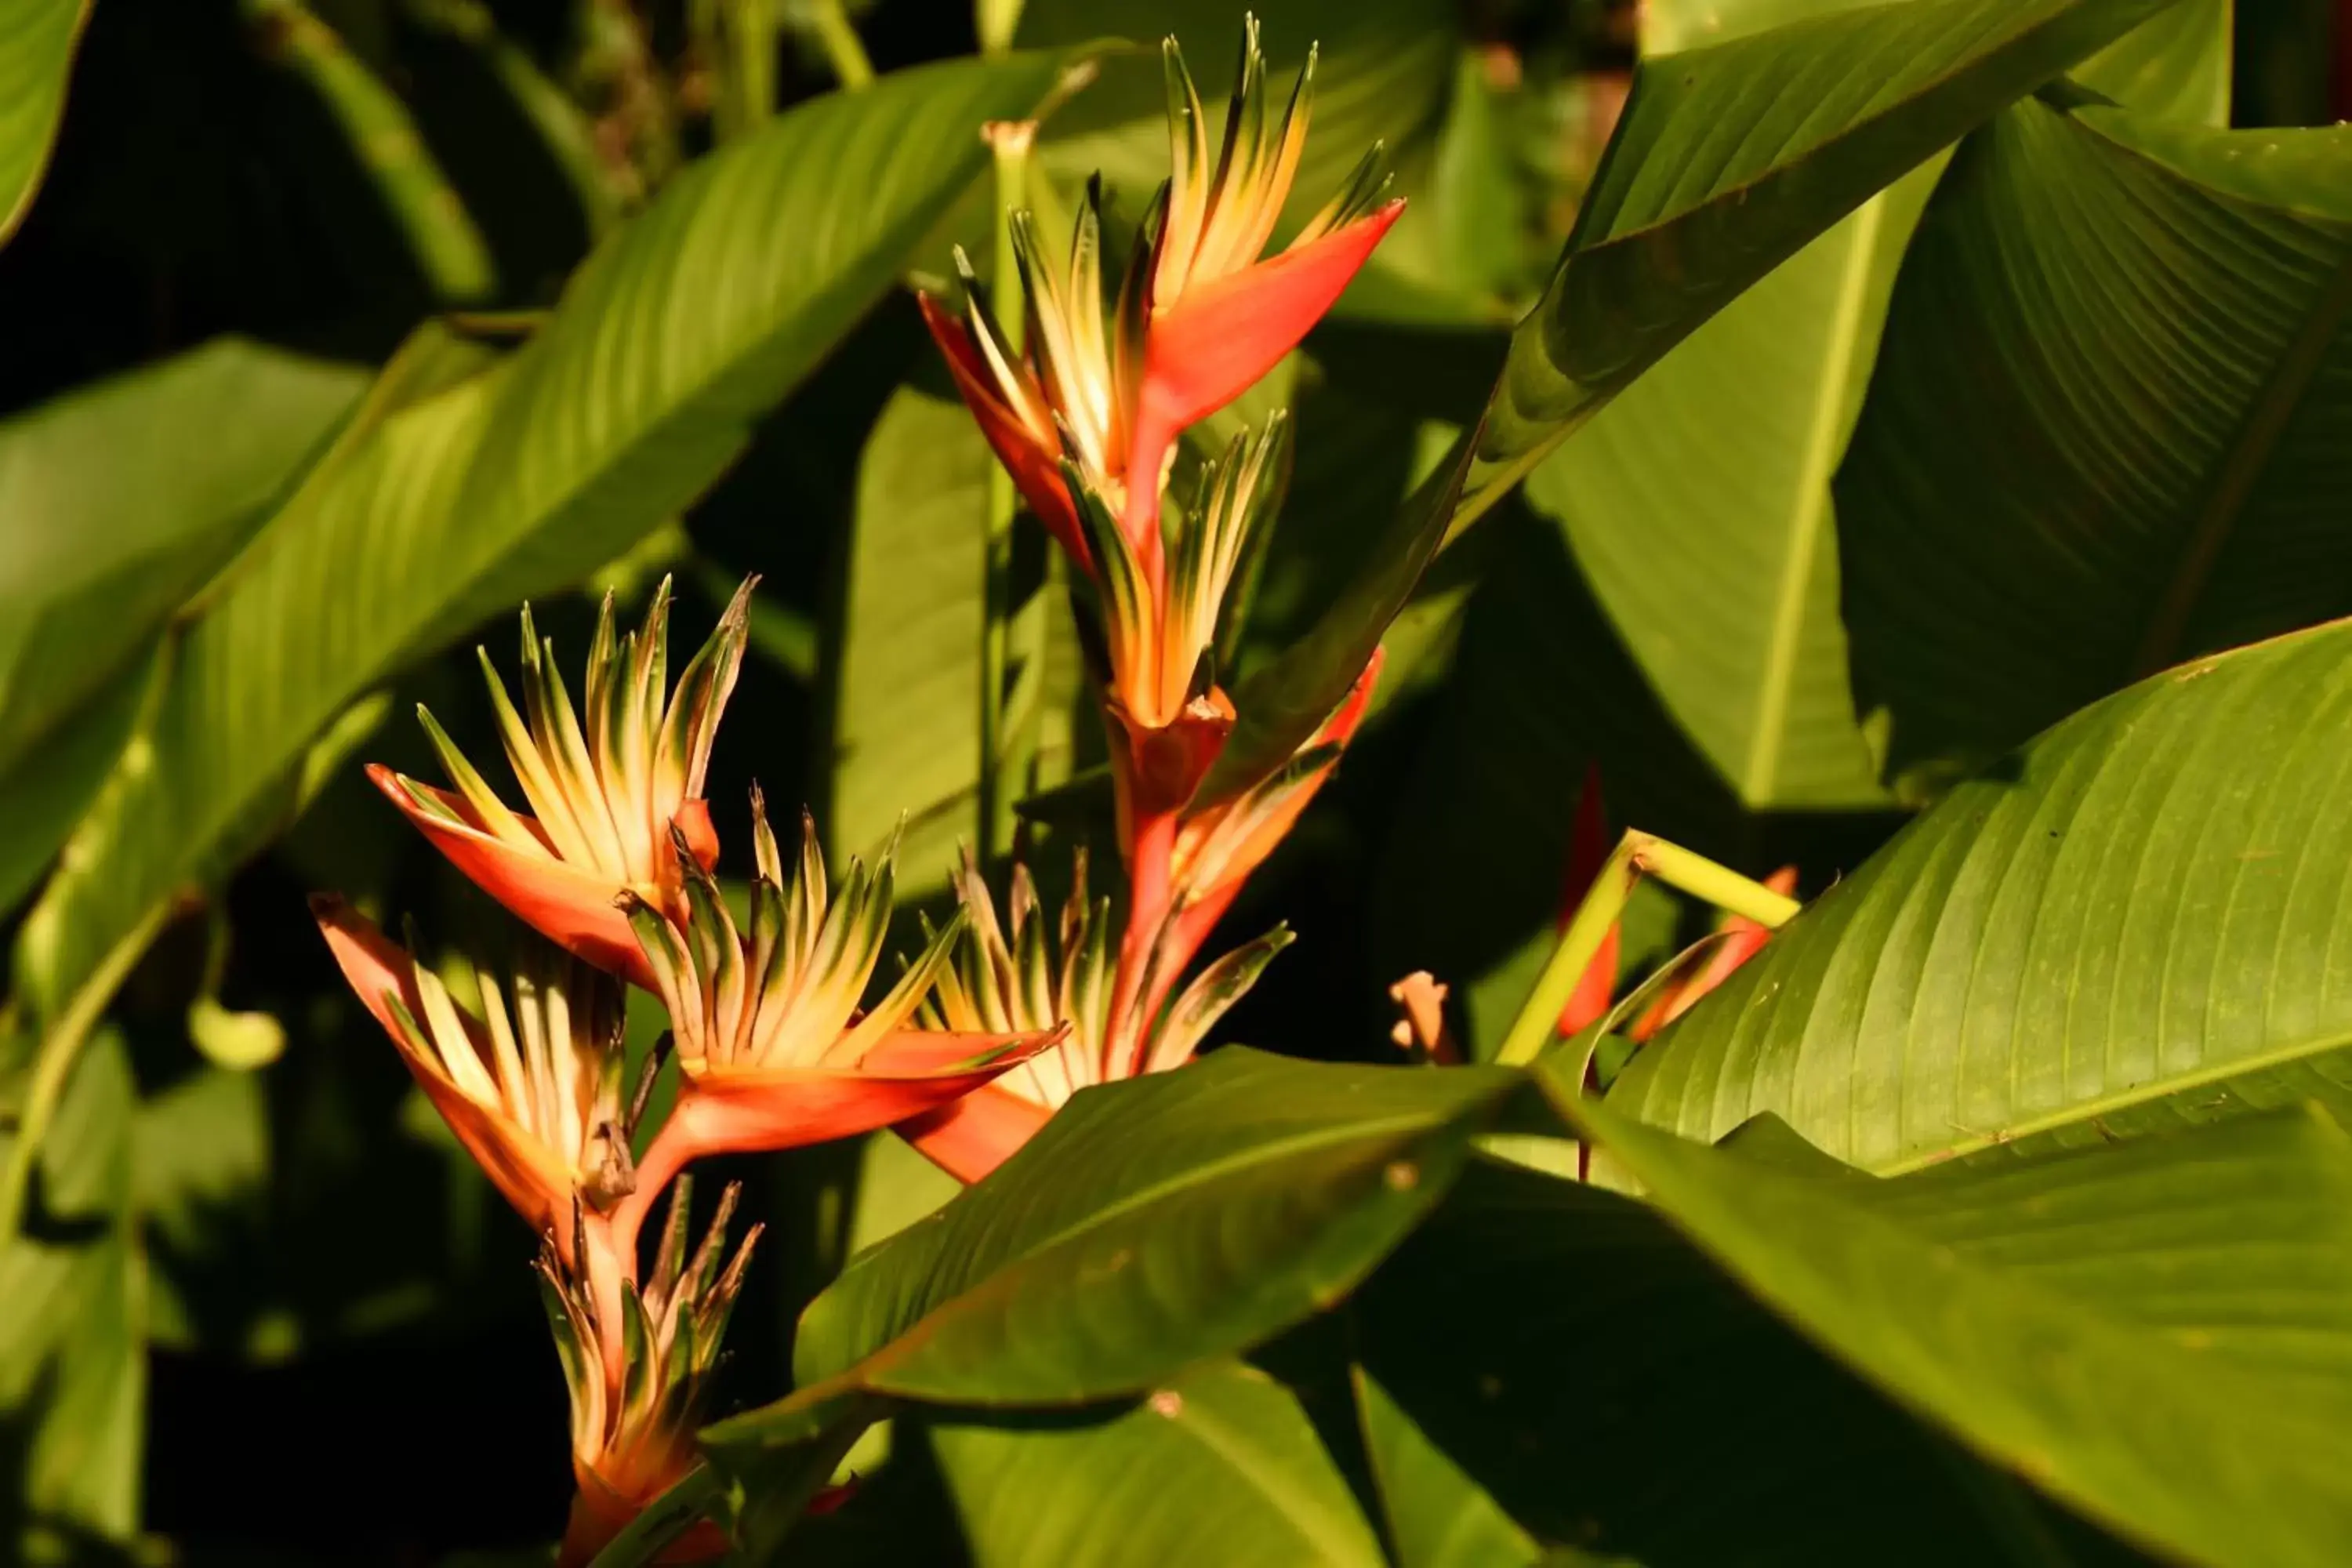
[0,1032,139,1561]
[705,1050,1519,1459]
[1461,0,2179,524]
[1837,96,2352,785]
[1554,1082,2352,1568]
[2,50,1081,1233]
[0,0,90,247]
[930,1360,1388,1568]
[0,339,365,779]
[1612,617,2352,1172]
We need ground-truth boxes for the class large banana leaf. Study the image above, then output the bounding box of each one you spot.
[1225,0,2176,811]
[1558,1087,2352,1568]
[1356,1155,2104,1566]
[1461,0,2177,523]
[930,1360,1388,1568]
[705,1051,1519,1464]
[1521,0,2233,814]
[1612,616,2352,1172]
[1,52,1079,1233]
[0,0,89,246]
[0,341,365,779]
[1837,96,2352,783]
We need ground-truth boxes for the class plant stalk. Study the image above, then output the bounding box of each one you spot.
[805,0,874,89]
[1495,831,1800,1068]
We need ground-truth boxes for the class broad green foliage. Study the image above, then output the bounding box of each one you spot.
[1839,97,2352,781]
[9,1,2352,1561]
[1614,619,2352,1171]
[0,0,87,247]
[1560,1087,2352,1568]
[731,1051,1518,1425]
[1356,1157,2079,1566]
[1465,0,2179,517]
[932,1361,1388,1568]
[0,340,363,780]
[4,53,1076,1218]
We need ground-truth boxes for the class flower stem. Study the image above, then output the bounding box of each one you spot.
[804,0,873,89]
[1495,831,1800,1068]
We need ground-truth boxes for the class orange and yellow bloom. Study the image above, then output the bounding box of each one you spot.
[621,789,1062,1196]
[371,577,751,988]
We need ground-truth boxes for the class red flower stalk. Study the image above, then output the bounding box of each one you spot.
[619,789,1062,1198]
[371,577,751,989]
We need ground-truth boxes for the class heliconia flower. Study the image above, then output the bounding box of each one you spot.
[620,789,1062,1198]
[1557,764,1621,1036]
[369,575,752,989]
[920,17,1399,574]
[1628,866,1799,1043]
[898,848,1290,1183]
[543,1178,757,1568]
[310,895,644,1267]
[1124,20,1402,554]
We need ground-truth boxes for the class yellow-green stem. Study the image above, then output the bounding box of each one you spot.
[1494,831,1800,1068]
[805,0,873,89]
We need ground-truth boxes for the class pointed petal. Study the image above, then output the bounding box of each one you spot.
[370,767,656,990]
[635,1028,1058,1185]
[897,1082,1056,1185]
[310,895,575,1238]
[919,292,1091,568]
[1130,201,1402,495]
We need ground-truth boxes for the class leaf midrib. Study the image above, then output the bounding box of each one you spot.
[1166,1372,1383,1567]
[1742,194,1885,803]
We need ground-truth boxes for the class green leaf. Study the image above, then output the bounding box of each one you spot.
[1461,0,2177,524]
[2074,0,2231,125]
[929,1361,1388,1567]
[1837,98,2352,785]
[0,339,366,779]
[1553,1081,2352,1568]
[822,385,986,898]
[2,49,1081,1238]
[1522,0,1933,814]
[1612,617,2352,1172]
[0,0,89,247]
[1358,1155,2114,1566]
[1352,1367,1542,1568]
[705,1050,1519,1456]
[0,1032,138,1560]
